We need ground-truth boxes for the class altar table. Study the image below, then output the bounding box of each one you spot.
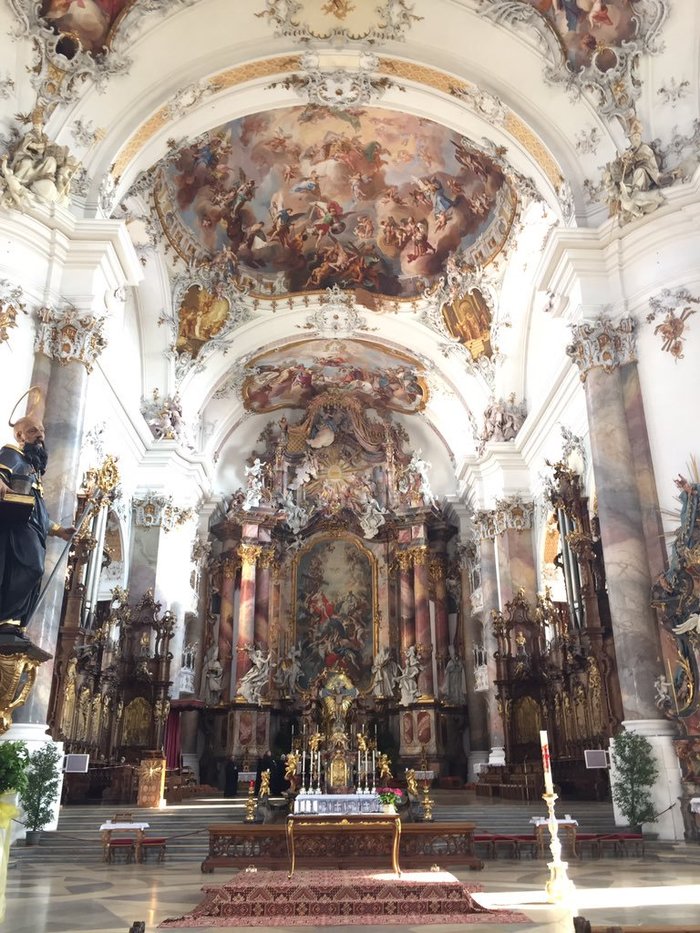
[286,813,401,878]
[99,821,150,862]
[293,792,380,814]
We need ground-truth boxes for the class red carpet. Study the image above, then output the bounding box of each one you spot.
[159,868,529,927]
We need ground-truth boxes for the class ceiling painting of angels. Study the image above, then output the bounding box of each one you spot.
[40,0,134,56]
[154,105,516,299]
[520,1,643,73]
[242,338,428,413]
[293,535,377,691]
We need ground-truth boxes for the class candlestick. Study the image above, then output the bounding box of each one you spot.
[357,749,361,789]
[539,730,555,795]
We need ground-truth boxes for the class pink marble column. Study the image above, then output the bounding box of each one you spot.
[254,548,273,651]
[459,553,490,754]
[568,318,664,720]
[218,556,237,701]
[235,544,260,697]
[412,547,434,697]
[398,553,415,654]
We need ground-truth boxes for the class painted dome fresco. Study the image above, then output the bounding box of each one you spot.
[153,105,518,299]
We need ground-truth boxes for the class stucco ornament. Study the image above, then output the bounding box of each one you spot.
[34,304,106,372]
[479,1,668,122]
[256,0,422,43]
[0,125,79,210]
[269,51,401,109]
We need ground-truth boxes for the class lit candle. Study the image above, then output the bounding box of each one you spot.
[539,730,555,795]
[357,749,361,786]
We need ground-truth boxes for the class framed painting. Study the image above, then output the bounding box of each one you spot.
[293,533,378,691]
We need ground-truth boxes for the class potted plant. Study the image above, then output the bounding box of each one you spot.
[0,741,28,799]
[611,729,659,833]
[18,743,61,845]
[377,787,403,813]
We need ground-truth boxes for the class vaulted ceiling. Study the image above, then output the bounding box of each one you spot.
[1,0,695,501]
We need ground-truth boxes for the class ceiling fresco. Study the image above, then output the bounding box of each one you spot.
[39,0,134,56]
[520,0,643,73]
[153,105,517,299]
[242,338,428,414]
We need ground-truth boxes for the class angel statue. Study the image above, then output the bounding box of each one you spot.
[284,752,300,781]
[259,769,271,798]
[405,768,419,798]
[378,753,393,781]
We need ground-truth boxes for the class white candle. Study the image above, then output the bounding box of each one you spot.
[357,750,361,785]
[539,730,554,795]
[372,749,376,784]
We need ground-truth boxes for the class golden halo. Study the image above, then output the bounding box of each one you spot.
[8,385,45,428]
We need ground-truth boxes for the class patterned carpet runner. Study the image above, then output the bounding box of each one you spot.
[159,868,529,927]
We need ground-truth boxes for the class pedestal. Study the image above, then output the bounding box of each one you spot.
[489,746,506,766]
[1,722,64,843]
[468,750,490,782]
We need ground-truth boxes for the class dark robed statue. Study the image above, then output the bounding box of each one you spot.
[0,414,73,638]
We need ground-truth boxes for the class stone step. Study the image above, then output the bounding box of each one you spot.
[11,793,621,864]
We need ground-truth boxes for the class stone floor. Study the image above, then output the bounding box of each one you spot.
[5,847,700,933]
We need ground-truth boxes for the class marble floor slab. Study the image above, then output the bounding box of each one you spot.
[5,848,700,933]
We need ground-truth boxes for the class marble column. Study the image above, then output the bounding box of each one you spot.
[493,496,537,604]
[218,556,237,701]
[254,548,274,651]
[17,311,100,725]
[458,543,490,778]
[235,544,260,698]
[568,317,682,840]
[431,556,450,696]
[474,513,505,760]
[397,552,415,654]
[568,318,664,720]
[412,547,434,697]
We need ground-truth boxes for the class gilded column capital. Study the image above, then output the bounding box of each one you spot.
[258,546,277,569]
[221,557,239,580]
[408,545,429,566]
[238,543,263,566]
[393,550,414,572]
[566,316,637,382]
[34,304,107,373]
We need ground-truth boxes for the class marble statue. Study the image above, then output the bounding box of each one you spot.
[238,646,271,704]
[479,394,526,450]
[275,642,302,696]
[603,127,669,224]
[0,125,79,210]
[398,645,421,706]
[370,645,399,699]
[280,489,310,534]
[443,646,467,705]
[654,674,673,711]
[202,645,223,705]
[358,495,387,539]
[399,450,436,507]
[141,390,187,443]
[242,458,265,511]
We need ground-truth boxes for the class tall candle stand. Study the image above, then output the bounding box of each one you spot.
[244,783,256,823]
[542,790,575,903]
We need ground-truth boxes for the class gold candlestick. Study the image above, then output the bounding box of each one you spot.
[244,783,256,823]
[422,781,434,822]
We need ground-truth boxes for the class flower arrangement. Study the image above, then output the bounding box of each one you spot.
[377,787,403,807]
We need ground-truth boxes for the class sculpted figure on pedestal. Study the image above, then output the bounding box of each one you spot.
[202,644,223,705]
[0,125,79,210]
[370,645,399,699]
[0,402,74,639]
[238,647,271,704]
[398,644,421,706]
[603,126,671,224]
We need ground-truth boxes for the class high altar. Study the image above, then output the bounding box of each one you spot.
[203,384,468,775]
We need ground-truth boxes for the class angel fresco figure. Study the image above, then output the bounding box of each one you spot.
[398,645,421,707]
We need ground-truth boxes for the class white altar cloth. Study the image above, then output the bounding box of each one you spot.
[293,793,380,814]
